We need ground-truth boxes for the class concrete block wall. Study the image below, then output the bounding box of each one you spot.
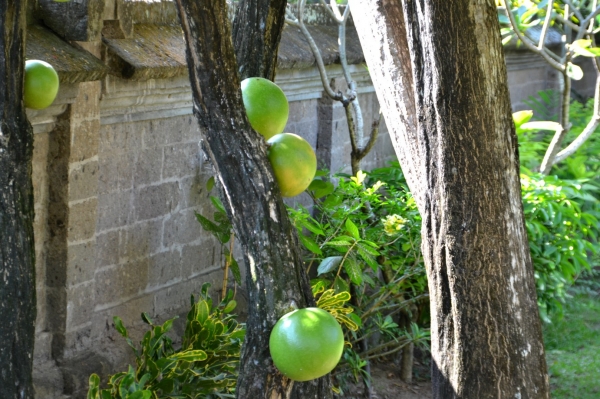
[505,50,562,116]
[30,75,230,397]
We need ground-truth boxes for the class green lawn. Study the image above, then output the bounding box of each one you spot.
[543,276,600,399]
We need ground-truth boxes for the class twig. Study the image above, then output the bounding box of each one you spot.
[222,232,235,298]
[501,0,564,71]
[563,0,584,23]
[538,0,554,50]
[552,74,600,165]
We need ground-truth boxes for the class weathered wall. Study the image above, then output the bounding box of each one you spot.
[25,2,564,398]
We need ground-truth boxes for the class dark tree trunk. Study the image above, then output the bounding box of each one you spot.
[232,0,288,81]
[349,1,550,398]
[174,1,331,398]
[0,1,37,398]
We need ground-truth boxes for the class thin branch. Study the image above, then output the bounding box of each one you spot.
[361,339,410,360]
[579,5,600,37]
[552,74,600,165]
[553,116,600,164]
[563,0,584,23]
[538,0,554,50]
[328,0,343,22]
[318,0,339,22]
[555,13,583,32]
[356,110,382,161]
[590,0,598,33]
[502,1,565,71]
[286,1,347,102]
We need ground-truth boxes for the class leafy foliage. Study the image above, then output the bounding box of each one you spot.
[194,178,241,286]
[87,284,244,399]
[290,167,430,391]
[521,172,599,322]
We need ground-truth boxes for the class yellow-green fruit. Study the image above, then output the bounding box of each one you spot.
[24,60,59,110]
[267,133,317,197]
[269,307,344,382]
[241,77,289,140]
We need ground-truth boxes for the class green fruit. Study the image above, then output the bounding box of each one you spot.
[267,133,317,197]
[24,60,59,110]
[241,77,289,140]
[269,307,344,382]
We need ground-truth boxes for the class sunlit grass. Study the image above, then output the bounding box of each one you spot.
[543,272,600,399]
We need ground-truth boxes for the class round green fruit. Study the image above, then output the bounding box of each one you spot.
[269,307,344,382]
[267,133,317,197]
[241,77,289,140]
[24,60,59,110]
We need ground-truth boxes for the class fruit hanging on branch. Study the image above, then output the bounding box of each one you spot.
[267,133,317,197]
[24,60,59,110]
[269,307,344,381]
[241,77,289,140]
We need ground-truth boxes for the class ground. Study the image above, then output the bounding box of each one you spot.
[369,363,432,399]
[335,354,433,399]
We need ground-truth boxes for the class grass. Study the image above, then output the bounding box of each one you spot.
[543,271,600,399]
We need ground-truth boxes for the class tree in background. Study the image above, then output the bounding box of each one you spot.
[0,0,37,398]
[348,1,550,398]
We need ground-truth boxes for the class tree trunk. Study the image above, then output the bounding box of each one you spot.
[348,1,550,398]
[232,0,288,81]
[173,1,331,398]
[0,1,37,398]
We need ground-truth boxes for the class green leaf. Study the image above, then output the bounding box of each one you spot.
[325,237,353,247]
[127,391,152,399]
[358,246,379,272]
[141,312,153,326]
[348,312,362,328]
[298,219,325,236]
[87,374,100,399]
[223,300,237,314]
[195,212,219,233]
[206,176,215,192]
[317,256,343,275]
[113,317,128,337]
[210,195,226,214]
[344,257,363,285]
[512,110,533,129]
[308,179,335,199]
[570,39,600,57]
[169,349,208,362]
[566,63,584,80]
[345,219,360,240]
[229,256,242,285]
[155,377,174,393]
[334,277,350,294]
[162,318,175,334]
[196,300,210,325]
[299,234,323,255]
[357,242,379,256]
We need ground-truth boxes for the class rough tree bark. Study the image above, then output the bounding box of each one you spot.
[232,0,288,81]
[348,1,550,398]
[0,1,37,398]
[174,1,331,398]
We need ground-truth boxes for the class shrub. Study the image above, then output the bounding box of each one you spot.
[521,172,599,322]
[291,166,430,392]
[87,284,244,399]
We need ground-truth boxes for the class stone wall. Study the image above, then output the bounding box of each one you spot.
[26,2,564,398]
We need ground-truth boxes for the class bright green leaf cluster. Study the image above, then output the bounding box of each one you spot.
[87,283,245,399]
